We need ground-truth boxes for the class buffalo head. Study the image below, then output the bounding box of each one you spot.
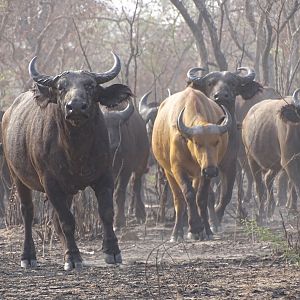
[177,105,232,178]
[29,53,132,127]
[187,67,255,110]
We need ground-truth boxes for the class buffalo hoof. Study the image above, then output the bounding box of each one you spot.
[187,232,204,241]
[210,224,219,234]
[169,234,184,243]
[206,234,214,241]
[21,259,37,269]
[64,260,83,271]
[105,253,122,264]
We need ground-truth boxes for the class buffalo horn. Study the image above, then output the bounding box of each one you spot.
[236,67,255,84]
[91,52,121,84]
[177,105,232,138]
[28,57,55,87]
[138,91,158,123]
[292,88,300,108]
[186,67,206,83]
[109,100,134,123]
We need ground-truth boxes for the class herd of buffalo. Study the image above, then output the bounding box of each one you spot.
[0,52,299,271]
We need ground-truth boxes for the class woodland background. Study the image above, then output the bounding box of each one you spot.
[0,0,300,107]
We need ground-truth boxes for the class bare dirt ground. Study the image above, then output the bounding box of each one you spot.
[0,206,299,300]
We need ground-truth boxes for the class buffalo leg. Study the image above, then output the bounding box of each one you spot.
[15,178,36,268]
[215,161,236,227]
[165,172,186,242]
[44,179,81,271]
[276,170,288,207]
[284,163,300,214]
[196,178,213,239]
[207,185,219,233]
[158,180,168,223]
[51,195,80,270]
[264,169,278,218]
[286,183,297,214]
[248,157,265,224]
[113,172,130,231]
[172,170,204,240]
[92,174,121,264]
[131,173,146,224]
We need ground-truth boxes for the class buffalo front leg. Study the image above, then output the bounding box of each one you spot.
[196,178,213,239]
[173,170,204,240]
[93,174,121,264]
[215,161,236,227]
[15,178,36,268]
[51,196,81,271]
[131,173,146,224]
[113,172,130,231]
[44,180,81,271]
[165,172,185,242]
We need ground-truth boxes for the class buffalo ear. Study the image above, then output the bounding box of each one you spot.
[32,83,57,108]
[97,84,133,107]
[237,81,263,100]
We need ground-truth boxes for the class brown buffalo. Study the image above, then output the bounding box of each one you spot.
[235,84,281,205]
[152,86,231,241]
[186,67,255,229]
[2,53,132,270]
[242,89,300,222]
[102,100,149,230]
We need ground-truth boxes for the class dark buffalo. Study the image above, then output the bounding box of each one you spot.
[242,89,300,221]
[101,100,149,230]
[2,53,132,270]
[186,67,255,229]
[138,92,173,223]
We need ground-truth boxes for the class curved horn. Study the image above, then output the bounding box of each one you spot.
[138,91,152,113]
[138,91,158,123]
[292,88,300,108]
[177,108,196,138]
[187,67,207,83]
[217,105,232,134]
[177,106,232,138]
[236,67,255,84]
[91,52,121,84]
[108,100,134,123]
[28,56,55,87]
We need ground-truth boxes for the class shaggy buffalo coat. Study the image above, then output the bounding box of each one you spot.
[2,55,131,270]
